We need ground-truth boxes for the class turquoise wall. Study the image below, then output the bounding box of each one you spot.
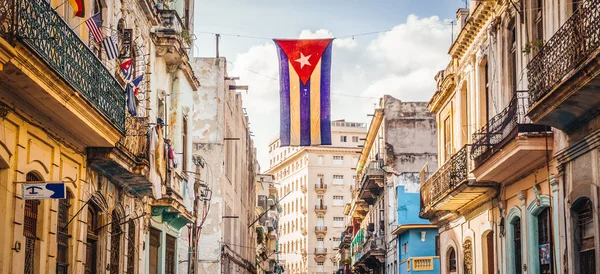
[397,186,430,226]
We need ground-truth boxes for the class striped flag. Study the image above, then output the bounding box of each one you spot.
[120,59,133,82]
[67,0,85,18]
[85,13,102,43]
[131,75,144,95]
[102,34,119,60]
[274,39,333,146]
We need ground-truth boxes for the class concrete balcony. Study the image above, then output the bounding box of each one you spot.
[137,0,160,25]
[314,248,327,263]
[314,182,327,194]
[406,256,440,272]
[526,0,600,131]
[314,226,327,237]
[0,0,125,146]
[471,91,552,183]
[420,145,498,219]
[87,116,154,196]
[314,204,328,215]
[357,161,384,205]
[355,236,385,271]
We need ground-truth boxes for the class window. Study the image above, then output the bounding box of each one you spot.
[317,155,324,165]
[149,228,161,274]
[333,196,344,206]
[340,135,347,142]
[24,172,41,274]
[333,217,344,227]
[86,204,100,274]
[448,247,457,273]
[333,155,344,165]
[574,198,596,274]
[182,116,188,171]
[402,243,408,254]
[443,116,452,161]
[513,218,522,274]
[435,236,440,256]
[317,262,324,272]
[509,19,517,93]
[537,208,553,273]
[333,175,344,185]
[165,234,176,274]
[57,190,73,274]
[352,136,359,142]
[127,220,136,274]
[110,210,123,274]
[333,237,341,249]
[317,238,324,248]
[317,216,324,226]
[534,0,544,49]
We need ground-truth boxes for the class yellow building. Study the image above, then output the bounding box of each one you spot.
[419,1,565,274]
[0,0,197,273]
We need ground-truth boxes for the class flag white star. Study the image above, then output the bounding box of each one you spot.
[294,53,312,69]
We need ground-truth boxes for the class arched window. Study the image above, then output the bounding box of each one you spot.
[513,217,522,274]
[573,198,596,274]
[110,210,123,274]
[447,247,457,273]
[57,190,73,273]
[86,203,100,274]
[126,219,137,274]
[536,208,553,273]
[24,172,42,274]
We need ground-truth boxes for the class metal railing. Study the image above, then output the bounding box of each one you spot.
[1,0,126,133]
[314,248,327,254]
[527,0,600,104]
[471,91,532,160]
[314,226,328,232]
[420,145,470,209]
[315,204,328,210]
[314,183,327,190]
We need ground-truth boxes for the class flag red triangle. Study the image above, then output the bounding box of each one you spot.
[274,39,333,85]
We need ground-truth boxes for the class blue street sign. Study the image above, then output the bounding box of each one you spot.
[22,182,66,199]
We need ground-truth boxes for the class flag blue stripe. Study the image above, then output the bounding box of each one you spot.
[300,79,311,146]
[320,42,332,145]
[276,44,291,146]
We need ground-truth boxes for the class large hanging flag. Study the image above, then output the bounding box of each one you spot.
[274,39,333,146]
[68,0,85,18]
[103,34,119,60]
[120,59,133,82]
[85,13,103,43]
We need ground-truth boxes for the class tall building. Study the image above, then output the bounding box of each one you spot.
[255,174,280,274]
[191,57,259,274]
[344,96,438,274]
[266,121,367,274]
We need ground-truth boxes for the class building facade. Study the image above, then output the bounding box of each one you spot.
[420,0,600,274]
[191,57,259,274]
[255,174,280,274]
[346,96,437,274]
[266,121,367,274]
[0,0,199,273]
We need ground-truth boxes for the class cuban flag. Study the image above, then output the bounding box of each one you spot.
[131,75,144,95]
[120,59,133,82]
[274,39,333,146]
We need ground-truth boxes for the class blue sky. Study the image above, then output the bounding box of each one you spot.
[192,0,466,169]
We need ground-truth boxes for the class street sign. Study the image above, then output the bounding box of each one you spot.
[21,182,66,199]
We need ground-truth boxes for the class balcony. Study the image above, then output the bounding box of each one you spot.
[314,226,327,237]
[314,248,327,255]
[315,204,328,215]
[471,91,551,183]
[301,184,307,194]
[151,9,199,89]
[526,0,600,131]
[354,236,385,270]
[87,116,154,196]
[314,182,327,194]
[0,0,126,144]
[420,145,498,219]
[301,206,307,215]
[406,256,439,272]
[358,160,384,205]
[301,228,307,236]
[138,0,160,25]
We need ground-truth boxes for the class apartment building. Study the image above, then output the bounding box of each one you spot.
[266,121,367,274]
[420,0,600,273]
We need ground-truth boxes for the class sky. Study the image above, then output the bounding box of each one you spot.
[193,0,466,170]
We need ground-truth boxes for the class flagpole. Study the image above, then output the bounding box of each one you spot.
[53,0,70,11]
[71,13,99,31]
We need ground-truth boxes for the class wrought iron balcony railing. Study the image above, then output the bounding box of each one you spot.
[470,91,549,165]
[420,145,470,209]
[527,0,600,105]
[1,0,126,133]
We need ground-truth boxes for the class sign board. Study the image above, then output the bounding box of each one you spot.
[119,29,133,59]
[21,182,66,200]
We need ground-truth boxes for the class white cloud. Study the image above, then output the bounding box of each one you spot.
[231,15,452,170]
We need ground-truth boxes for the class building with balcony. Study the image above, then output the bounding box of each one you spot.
[191,57,259,274]
[420,1,572,274]
[256,174,280,274]
[0,0,198,273]
[345,95,437,274]
[265,121,366,274]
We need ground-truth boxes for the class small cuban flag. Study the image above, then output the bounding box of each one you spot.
[274,39,333,146]
[120,59,133,82]
[131,75,144,95]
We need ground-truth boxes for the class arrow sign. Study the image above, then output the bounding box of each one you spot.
[22,182,66,199]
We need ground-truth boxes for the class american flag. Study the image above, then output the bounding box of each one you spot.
[85,13,103,43]
[103,34,119,60]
